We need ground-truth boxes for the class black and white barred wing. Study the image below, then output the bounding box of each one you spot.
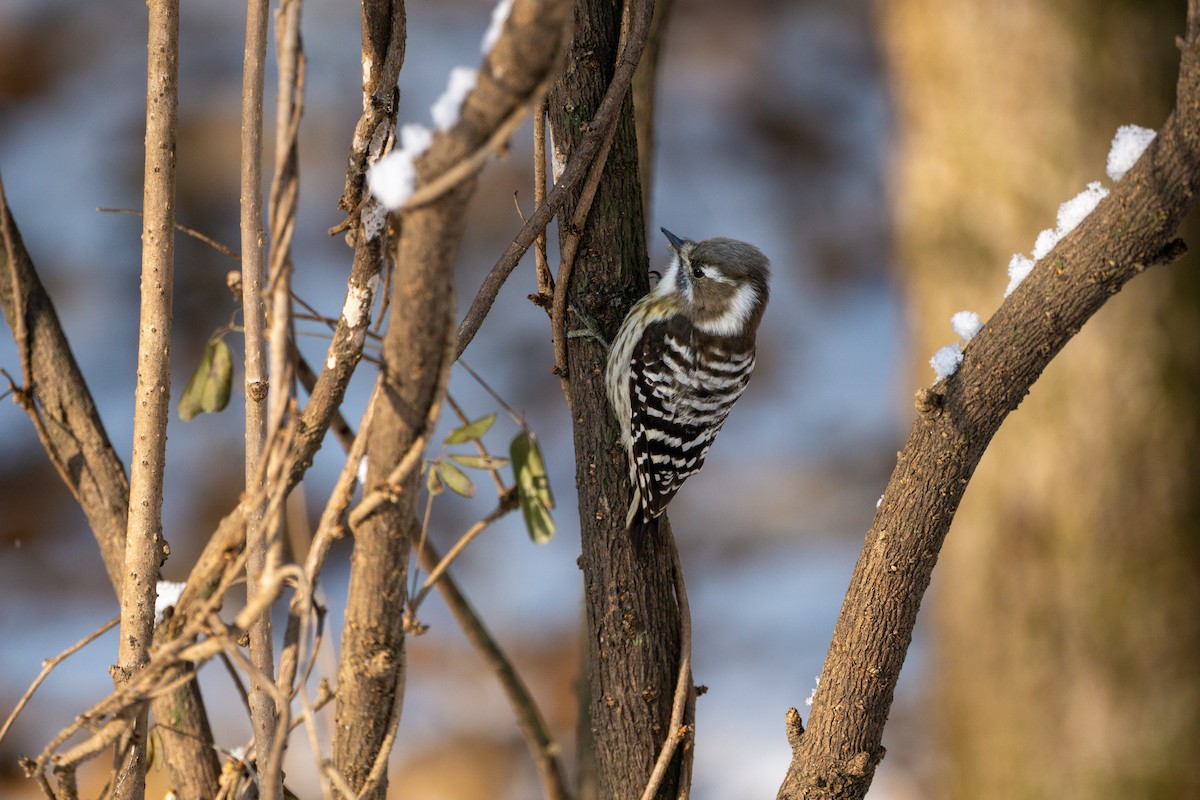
[627,319,755,523]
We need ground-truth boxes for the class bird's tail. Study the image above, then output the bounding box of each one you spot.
[625,487,659,554]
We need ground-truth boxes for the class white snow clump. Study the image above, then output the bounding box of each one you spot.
[1005,254,1034,297]
[1106,124,1156,182]
[481,0,514,53]
[367,123,434,210]
[1004,182,1108,296]
[805,675,821,708]
[432,66,478,131]
[1032,228,1059,261]
[1056,181,1108,235]
[155,580,187,625]
[950,310,983,341]
[930,344,964,380]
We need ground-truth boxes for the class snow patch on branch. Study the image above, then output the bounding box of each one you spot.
[929,311,982,380]
[951,310,983,341]
[1057,181,1108,236]
[1004,182,1108,297]
[481,0,514,54]
[432,66,478,131]
[805,675,821,708]
[367,123,434,210]
[1106,124,1156,182]
[930,344,964,380]
[342,282,374,329]
[154,580,186,626]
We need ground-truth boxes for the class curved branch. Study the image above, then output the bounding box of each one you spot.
[778,5,1200,798]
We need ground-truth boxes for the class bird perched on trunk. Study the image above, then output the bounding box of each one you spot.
[606,228,770,537]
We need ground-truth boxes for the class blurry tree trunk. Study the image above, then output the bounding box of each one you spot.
[883,2,1200,797]
[548,1,684,797]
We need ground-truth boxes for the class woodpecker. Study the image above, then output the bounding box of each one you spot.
[606,227,770,532]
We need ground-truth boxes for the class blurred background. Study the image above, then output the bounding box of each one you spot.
[1,1,1197,798]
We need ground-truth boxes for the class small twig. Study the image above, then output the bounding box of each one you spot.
[457,359,524,426]
[214,626,294,796]
[266,0,305,431]
[97,208,241,261]
[239,0,280,790]
[405,490,519,624]
[325,764,357,800]
[218,651,254,721]
[55,714,129,776]
[0,616,119,748]
[298,683,337,800]
[445,392,507,494]
[406,480,438,624]
[532,97,553,302]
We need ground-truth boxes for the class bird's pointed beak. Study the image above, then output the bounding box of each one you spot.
[661,227,687,252]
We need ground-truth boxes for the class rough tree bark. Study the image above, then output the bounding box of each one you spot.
[547,1,685,798]
[332,0,571,795]
[883,1,1200,797]
[776,2,1200,797]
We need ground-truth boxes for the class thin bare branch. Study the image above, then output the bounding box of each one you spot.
[97,208,242,261]
[550,104,622,393]
[239,0,281,793]
[532,98,553,302]
[266,0,304,433]
[404,489,519,624]
[114,2,181,795]
[0,616,119,749]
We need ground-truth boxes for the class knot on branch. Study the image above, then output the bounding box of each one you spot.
[785,706,805,752]
[913,387,944,418]
[845,751,874,777]
[1151,237,1188,268]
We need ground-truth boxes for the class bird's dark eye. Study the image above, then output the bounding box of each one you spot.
[691,266,704,279]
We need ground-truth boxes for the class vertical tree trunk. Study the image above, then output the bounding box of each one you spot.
[548,1,683,797]
[883,2,1200,797]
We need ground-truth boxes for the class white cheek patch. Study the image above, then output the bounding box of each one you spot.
[653,254,696,305]
[695,283,759,337]
[700,265,735,284]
